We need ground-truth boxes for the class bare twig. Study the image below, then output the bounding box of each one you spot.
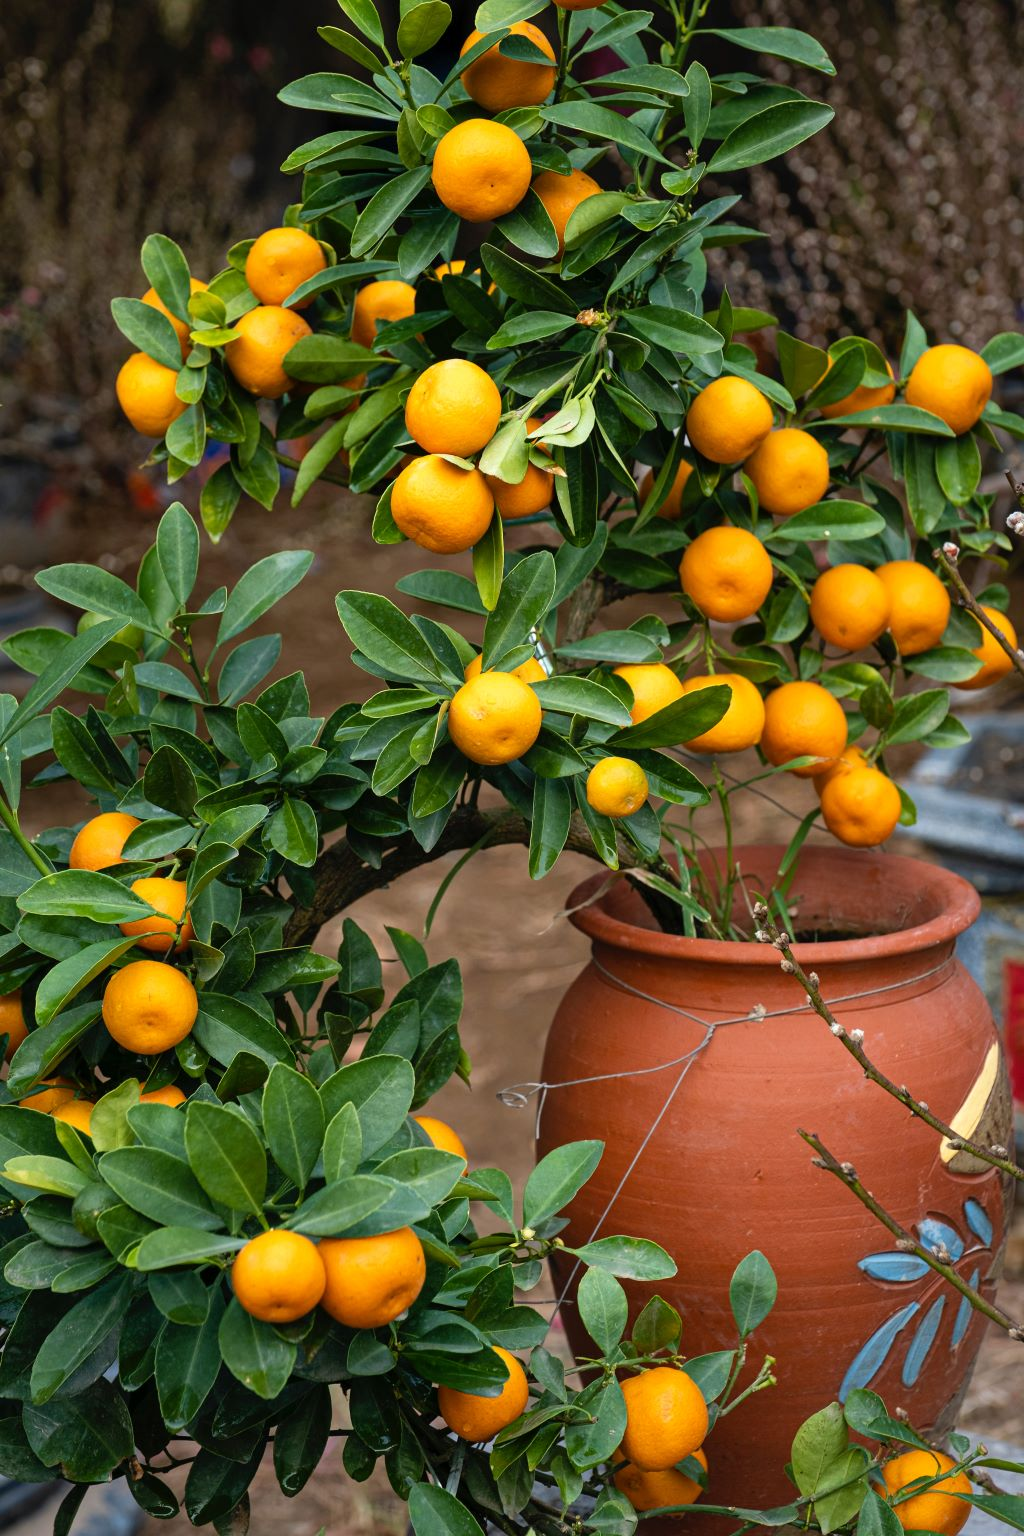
[800,1130,1024,1340]
[751,904,1024,1186]
[934,545,1024,681]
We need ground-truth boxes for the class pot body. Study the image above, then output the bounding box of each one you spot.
[539,846,1011,1521]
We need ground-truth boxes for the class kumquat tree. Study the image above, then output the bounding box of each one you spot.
[0,0,1022,1530]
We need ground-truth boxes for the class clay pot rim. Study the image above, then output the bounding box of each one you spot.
[568,844,980,965]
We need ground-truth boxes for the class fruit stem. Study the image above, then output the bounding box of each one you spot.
[0,793,52,878]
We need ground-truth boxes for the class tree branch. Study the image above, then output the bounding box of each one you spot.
[934,546,1024,682]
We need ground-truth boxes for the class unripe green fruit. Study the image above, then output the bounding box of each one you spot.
[77,611,145,668]
[72,1180,122,1242]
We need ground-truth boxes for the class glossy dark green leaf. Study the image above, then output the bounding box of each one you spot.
[110,296,182,370]
[730,1249,777,1337]
[219,1297,297,1398]
[523,1139,602,1229]
[216,551,314,647]
[319,1053,415,1155]
[709,100,835,173]
[99,1146,221,1230]
[155,1291,226,1431]
[23,1379,133,1480]
[184,1102,267,1213]
[262,1064,324,1191]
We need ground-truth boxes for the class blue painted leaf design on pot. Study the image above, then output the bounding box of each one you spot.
[839,1198,994,1402]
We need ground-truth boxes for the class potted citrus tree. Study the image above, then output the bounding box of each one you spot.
[3,0,1023,1524]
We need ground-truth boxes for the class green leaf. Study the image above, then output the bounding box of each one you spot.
[708,100,835,173]
[286,1174,393,1238]
[472,513,503,613]
[981,331,1024,375]
[319,1053,416,1155]
[791,1401,849,1496]
[409,1484,486,1536]
[274,1385,333,1496]
[266,797,319,867]
[194,993,293,1070]
[884,688,949,746]
[352,166,433,258]
[812,404,953,436]
[219,1297,297,1399]
[99,1146,221,1230]
[17,869,153,924]
[373,1146,464,1208]
[569,1235,676,1280]
[577,1266,627,1354]
[532,676,633,727]
[322,1101,363,1183]
[141,233,192,322]
[110,296,183,370]
[0,619,124,751]
[935,433,982,506]
[144,744,200,819]
[156,502,200,607]
[482,551,555,669]
[184,1102,267,1214]
[729,1249,777,1337]
[764,501,885,543]
[624,306,724,356]
[701,26,835,74]
[540,102,673,167]
[155,1294,225,1431]
[487,311,573,350]
[857,1490,905,1536]
[262,1065,324,1192]
[524,1139,602,1229]
[480,243,577,314]
[134,1227,245,1271]
[398,2,452,57]
[528,775,571,880]
[336,591,442,683]
[165,405,206,469]
[35,564,155,633]
[29,1272,133,1403]
[200,463,242,541]
[631,1296,682,1354]
[317,24,383,73]
[607,685,730,750]
[24,1379,134,1481]
[216,551,314,647]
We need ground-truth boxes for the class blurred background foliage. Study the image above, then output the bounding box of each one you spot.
[2,0,1023,483]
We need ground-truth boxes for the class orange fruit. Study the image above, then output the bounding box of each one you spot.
[142,277,208,358]
[461,22,556,113]
[679,526,774,623]
[414,1115,468,1169]
[820,766,902,847]
[138,1082,187,1106]
[533,168,602,255]
[760,681,848,777]
[351,279,417,352]
[686,377,773,464]
[586,757,649,818]
[465,653,545,684]
[448,672,542,765]
[102,960,199,1055]
[954,605,1018,691]
[391,456,494,554]
[618,1367,709,1472]
[680,673,765,753]
[613,1446,707,1514]
[810,564,891,651]
[882,1450,972,1536]
[612,664,684,725]
[231,1229,327,1323]
[820,357,896,419]
[405,359,502,456]
[120,877,193,954]
[319,1226,426,1328]
[640,461,693,521]
[20,1080,75,1114]
[905,344,992,436]
[225,304,311,398]
[814,743,871,797]
[115,353,186,438]
[245,226,326,308]
[432,119,532,223]
[438,1346,529,1441]
[874,560,951,656]
[0,991,28,1062]
[69,811,142,872]
[53,1100,94,1137]
[744,428,830,517]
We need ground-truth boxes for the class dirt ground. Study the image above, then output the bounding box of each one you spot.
[14,482,1023,1533]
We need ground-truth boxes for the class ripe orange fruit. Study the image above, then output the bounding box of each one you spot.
[392,457,494,554]
[0,991,28,1062]
[618,1367,709,1472]
[640,461,693,521]
[448,672,542,764]
[613,1446,707,1514]
[881,1450,972,1536]
[438,1346,529,1441]
[245,227,326,309]
[116,353,187,438]
[20,1080,75,1114]
[414,1115,468,1168]
[760,681,848,777]
[612,664,684,725]
[142,277,207,358]
[533,168,602,255]
[680,673,765,753]
[679,526,774,622]
[319,1226,426,1328]
[225,304,311,398]
[810,564,891,651]
[138,1082,187,1106]
[102,960,199,1055]
[744,428,830,517]
[955,605,1018,691]
[53,1100,94,1137]
[905,344,993,436]
[432,119,532,223]
[231,1229,327,1323]
[461,22,556,113]
[405,359,502,457]
[69,811,142,872]
[351,279,417,350]
[820,766,902,847]
[814,743,871,797]
[686,377,773,464]
[120,877,193,953]
[874,560,951,656]
[486,420,554,518]
[586,757,650,818]
[820,357,895,419]
[465,653,545,684]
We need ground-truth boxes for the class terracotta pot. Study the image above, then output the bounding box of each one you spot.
[539,845,1011,1523]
